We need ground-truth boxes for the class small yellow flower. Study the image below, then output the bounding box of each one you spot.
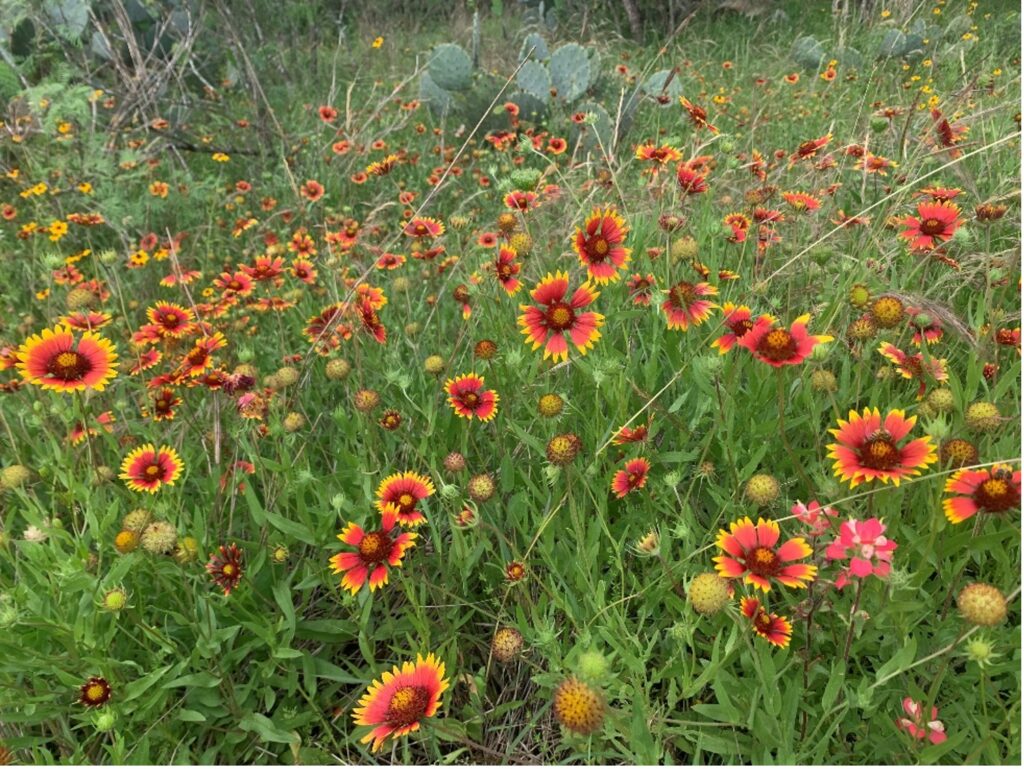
[372,36,384,48]
[211,152,230,162]
[77,182,93,194]
[48,220,68,242]
[880,8,891,17]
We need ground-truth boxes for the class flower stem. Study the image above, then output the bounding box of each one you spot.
[776,369,814,492]
[842,578,865,664]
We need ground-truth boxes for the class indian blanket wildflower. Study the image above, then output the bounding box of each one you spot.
[518,271,604,363]
[827,408,937,488]
[900,201,963,251]
[375,471,436,526]
[444,373,499,422]
[330,506,417,594]
[739,597,792,648]
[352,653,449,753]
[713,517,816,592]
[712,304,767,353]
[661,281,717,331]
[78,676,112,707]
[17,325,118,392]
[573,207,631,284]
[611,457,651,498]
[942,464,1020,524]
[119,444,183,493]
[206,543,244,595]
[737,314,832,366]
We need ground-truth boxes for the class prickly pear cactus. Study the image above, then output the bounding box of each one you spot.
[569,101,612,155]
[549,42,591,102]
[0,62,20,104]
[516,60,551,102]
[519,32,549,62]
[509,91,548,123]
[428,43,473,92]
[419,72,456,117]
[792,35,827,70]
[640,69,682,105]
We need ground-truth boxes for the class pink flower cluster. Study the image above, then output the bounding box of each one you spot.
[791,499,838,537]
[825,517,897,589]
[896,697,947,744]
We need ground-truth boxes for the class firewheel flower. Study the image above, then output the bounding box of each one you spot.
[375,471,436,526]
[878,342,947,400]
[611,457,650,498]
[330,506,417,594]
[352,653,449,753]
[736,314,832,366]
[896,697,947,745]
[826,408,937,488]
[444,373,499,422]
[17,324,118,392]
[824,518,897,589]
[713,517,816,592]
[493,245,522,295]
[574,207,631,284]
[206,543,244,595]
[119,444,183,493]
[711,303,772,354]
[661,281,717,331]
[942,464,1021,524]
[899,201,963,251]
[518,271,604,363]
[739,597,792,648]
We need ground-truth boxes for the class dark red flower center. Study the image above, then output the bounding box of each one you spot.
[859,433,900,470]
[744,546,780,577]
[80,678,111,706]
[386,685,430,727]
[669,282,697,308]
[545,302,576,331]
[160,313,181,327]
[730,318,754,337]
[757,328,797,361]
[187,349,209,366]
[919,217,946,236]
[49,350,91,381]
[144,463,162,478]
[974,475,1018,512]
[395,492,416,514]
[752,610,774,635]
[589,237,609,260]
[460,391,480,408]
[156,399,169,410]
[358,531,393,563]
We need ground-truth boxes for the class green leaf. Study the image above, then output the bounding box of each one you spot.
[238,712,300,745]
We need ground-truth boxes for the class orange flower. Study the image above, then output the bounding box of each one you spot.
[17,325,118,392]
[330,507,417,593]
[375,471,436,527]
[119,444,183,493]
[574,208,631,284]
[518,272,604,363]
[827,408,937,488]
[352,653,449,753]
[714,517,816,592]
